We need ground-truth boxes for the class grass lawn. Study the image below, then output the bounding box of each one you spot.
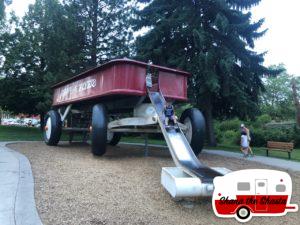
[0,125,74,142]
[0,125,43,141]
[1,125,299,162]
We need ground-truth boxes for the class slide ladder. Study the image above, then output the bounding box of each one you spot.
[148,91,222,183]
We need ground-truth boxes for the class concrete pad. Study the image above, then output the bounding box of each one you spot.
[0,209,15,225]
[0,142,43,225]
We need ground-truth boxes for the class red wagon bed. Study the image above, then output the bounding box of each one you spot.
[52,59,190,106]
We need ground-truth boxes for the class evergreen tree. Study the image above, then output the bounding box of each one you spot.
[0,0,12,20]
[64,0,134,67]
[134,0,278,145]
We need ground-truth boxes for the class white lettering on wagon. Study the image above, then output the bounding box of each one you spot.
[57,78,97,103]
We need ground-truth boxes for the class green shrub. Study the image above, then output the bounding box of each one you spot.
[222,130,240,145]
[218,118,242,132]
[256,114,272,126]
[292,127,300,147]
[266,128,294,143]
[214,120,222,143]
[251,127,296,147]
[251,129,267,147]
[215,117,300,148]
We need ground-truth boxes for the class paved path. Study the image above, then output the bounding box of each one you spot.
[202,149,300,172]
[120,142,300,172]
[0,142,42,225]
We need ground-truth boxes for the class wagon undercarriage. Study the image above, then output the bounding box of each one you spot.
[57,103,188,134]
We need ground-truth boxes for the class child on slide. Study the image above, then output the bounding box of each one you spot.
[164,102,177,127]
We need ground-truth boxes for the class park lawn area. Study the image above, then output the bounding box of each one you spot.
[0,125,70,141]
[0,125,43,141]
[1,125,300,162]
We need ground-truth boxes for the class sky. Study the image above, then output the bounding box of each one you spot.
[251,0,300,75]
[6,0,300,76]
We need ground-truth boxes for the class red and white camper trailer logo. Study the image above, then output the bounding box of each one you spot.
[212,169,298,222]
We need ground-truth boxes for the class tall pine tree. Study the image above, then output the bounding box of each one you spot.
[64,0,134,67]
[0,0,11,20]
[135,0,278,146]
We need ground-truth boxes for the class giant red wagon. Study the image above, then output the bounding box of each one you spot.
[44,59,223,192]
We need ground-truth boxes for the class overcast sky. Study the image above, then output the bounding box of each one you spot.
[7,0,300,75]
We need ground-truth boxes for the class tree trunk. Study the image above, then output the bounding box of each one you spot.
[291,79,300,129]
[203,95,217,146]
[91,0,98,67]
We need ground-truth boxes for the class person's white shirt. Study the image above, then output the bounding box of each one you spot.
[241,135,248,148]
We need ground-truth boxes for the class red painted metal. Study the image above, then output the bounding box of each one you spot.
[52,59,190,106]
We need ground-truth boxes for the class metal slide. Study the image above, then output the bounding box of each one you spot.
[148,91,222,183]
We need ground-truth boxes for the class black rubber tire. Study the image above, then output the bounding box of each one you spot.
[91,104,107,156]
[180,108,205,156]
[108,132,122,146]
[236,206,251,220]
[43,110,62,146]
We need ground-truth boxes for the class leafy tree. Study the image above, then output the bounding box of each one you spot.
[134,0,277,145]
[260,65,295,121]
[0,0,86,116]
[291,77,300,128]
[0,0,134,121]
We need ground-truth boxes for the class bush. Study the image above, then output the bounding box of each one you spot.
[222,130,240,146]
[218,118,242,132]
[251,127,296,147]
[255,114,272,127]
[215,117,299,148]
[266,128,294,143]
[251,129,267,147]
[292,127,300,147]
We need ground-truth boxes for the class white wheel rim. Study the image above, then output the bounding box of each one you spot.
[183,117,192,143]
[239,208,248,217]
[45,117,52,140]
[107,131,114,142]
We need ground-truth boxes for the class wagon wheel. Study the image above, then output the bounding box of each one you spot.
[107,131,121,146]
[107,116,122,146]
[180,108,205,156]
[91,104,107,156]
[236,206,251,221]
[44,110,62,146]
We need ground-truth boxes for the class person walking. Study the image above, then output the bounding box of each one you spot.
[240,131,249,157]
[241,124,254,156]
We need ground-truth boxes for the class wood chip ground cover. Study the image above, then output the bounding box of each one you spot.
[9,142,300,225]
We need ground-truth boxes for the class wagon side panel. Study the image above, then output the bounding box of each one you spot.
[113,64,147,93]
[52,64,147,106]
[159,71,187,101]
